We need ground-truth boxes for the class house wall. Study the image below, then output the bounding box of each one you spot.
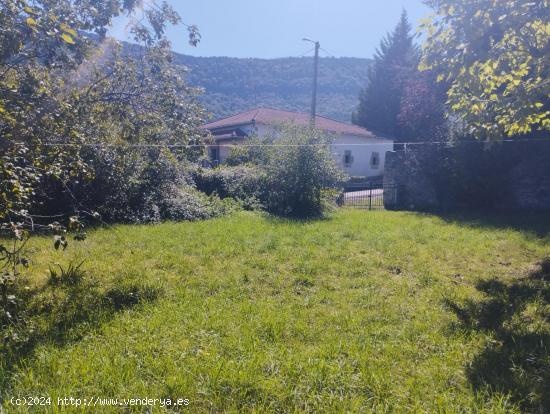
[214,122,394,178]
[331,134,393,178]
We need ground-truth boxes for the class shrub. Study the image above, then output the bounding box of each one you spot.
[205,126,348,217]
[225,137,270,166]
[261,125,347,218]
[193,165,265,210]
[35,145,235,224]
[161,184,239,221]
[82,146,197,223]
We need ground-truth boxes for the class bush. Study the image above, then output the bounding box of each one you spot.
[161,184,239,221]
[203,126,347,218]
[81,146,198,223]
[34,145,236,224]
[224,137,270,166]
[261,125,347,218]
[193,165,265,210]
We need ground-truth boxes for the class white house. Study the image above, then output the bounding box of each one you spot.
[201,107,394,178]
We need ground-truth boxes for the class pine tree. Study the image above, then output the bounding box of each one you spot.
[352,10,419,140]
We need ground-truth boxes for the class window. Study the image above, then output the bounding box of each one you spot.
[343,150,353,167]
[370,152,380,169]
[210,147,219,162]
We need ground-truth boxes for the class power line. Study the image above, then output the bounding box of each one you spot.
[297,47,315,58]
[10,138,550,149]
[319,47,337,58]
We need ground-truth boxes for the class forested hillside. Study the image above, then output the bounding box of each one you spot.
[172,54,371,122]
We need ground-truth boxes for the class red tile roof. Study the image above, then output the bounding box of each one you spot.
[202,107,383,139]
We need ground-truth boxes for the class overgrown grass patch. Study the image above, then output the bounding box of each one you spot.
[1,210,549,413]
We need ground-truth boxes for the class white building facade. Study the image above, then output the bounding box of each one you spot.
[202,108,394,178]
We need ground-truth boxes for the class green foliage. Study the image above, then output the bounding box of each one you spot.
[353,10,420,139]
[1,0,203,222]
[421,0,550,139]
[60,147,201,223]
[260,126,347,218]
[398,70,449,141]
[162,184,239,222]
[224,137,270,166]
[195,129,349,217]
[0,0,205,345]
[42,145,234,223]
[193,165,265,210]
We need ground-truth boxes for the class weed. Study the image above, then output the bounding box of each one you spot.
[48,260,86,286]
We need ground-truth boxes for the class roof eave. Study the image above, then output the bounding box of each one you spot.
[202,120,255,131]
[344,133,394,141]
[215,136,247,142]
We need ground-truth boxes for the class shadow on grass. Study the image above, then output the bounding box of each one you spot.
[429,211,550,239]
[1,266,161,390]
[444,259,550,412]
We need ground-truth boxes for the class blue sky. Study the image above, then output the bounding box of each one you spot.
[110,0,431,59]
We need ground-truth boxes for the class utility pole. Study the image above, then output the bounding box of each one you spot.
[303,38,320,126]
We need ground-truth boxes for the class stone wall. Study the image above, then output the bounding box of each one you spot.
[383,141,550,211]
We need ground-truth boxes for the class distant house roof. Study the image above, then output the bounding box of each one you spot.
[202,107,383,139]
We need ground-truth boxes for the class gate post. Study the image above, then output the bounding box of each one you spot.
[368,187,372,210]
[383,152,399,210]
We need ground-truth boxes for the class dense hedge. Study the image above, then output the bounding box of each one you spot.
[192,165,265,211]
[35,147,235,224]
[385,141,550,211]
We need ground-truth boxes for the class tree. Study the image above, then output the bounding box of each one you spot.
[261,125,347,218]
[0,0,202,341]
[421,0,550,139]
[352,10,419,140]
[45,43,207,222]
[398,70,448,141]
[0,0,200,222]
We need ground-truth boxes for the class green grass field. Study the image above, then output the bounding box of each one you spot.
[2,210,549,413]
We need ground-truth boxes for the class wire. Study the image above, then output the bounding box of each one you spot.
[319,47,338,58]
[297,47,315,58]
[10,138,550,148]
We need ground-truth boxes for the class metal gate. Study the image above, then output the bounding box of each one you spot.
[339,183,396,210]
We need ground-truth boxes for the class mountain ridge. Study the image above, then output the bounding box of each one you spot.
[119,40,371,123]
[171,53,372,123]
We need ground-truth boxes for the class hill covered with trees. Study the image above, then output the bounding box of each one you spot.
[172,54,372,122]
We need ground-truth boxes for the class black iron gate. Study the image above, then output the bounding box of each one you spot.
[339,183,396,210]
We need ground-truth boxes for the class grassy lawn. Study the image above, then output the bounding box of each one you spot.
[2,210,549,413]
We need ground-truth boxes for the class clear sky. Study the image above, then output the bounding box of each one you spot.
[110,0,431,59]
